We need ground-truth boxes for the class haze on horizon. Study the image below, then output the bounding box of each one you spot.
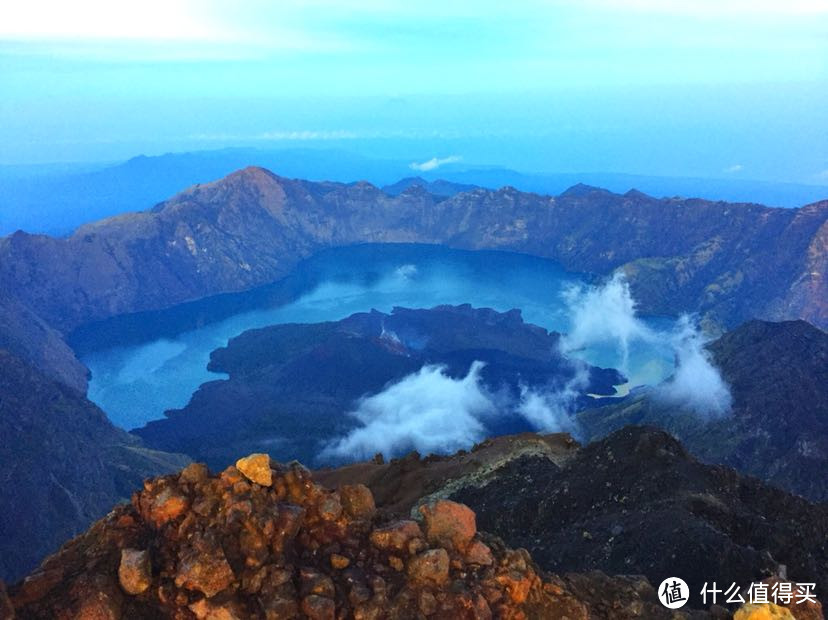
[1,0,827,185]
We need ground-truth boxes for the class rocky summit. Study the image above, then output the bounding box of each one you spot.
[3,453,759,620]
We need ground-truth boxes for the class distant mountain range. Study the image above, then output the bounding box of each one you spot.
[2,147,827,235]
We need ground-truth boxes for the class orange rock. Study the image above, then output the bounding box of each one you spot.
[235,454,273,486]
[174,541,235,597]
[142,484,189,527]
[188,598,245,620]
[419,499,476,551]
[179,462,209,484]
[495,570,533,605]
[340,484,376,520]
[465,540,494,566]
[760,578,824,620]
[369,520,423,551]
[117,548,151,595]
[407,549,450,585]
[733,603,795,619]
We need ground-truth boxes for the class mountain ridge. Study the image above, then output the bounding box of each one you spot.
[1,166,826,389]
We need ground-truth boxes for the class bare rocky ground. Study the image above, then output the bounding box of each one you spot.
[5,429,824,618]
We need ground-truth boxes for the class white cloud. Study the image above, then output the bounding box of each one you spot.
[724,164,744,173]
[321,361,494,461]
[321,357,591,461]
[409,155,462,172]
[561,273,657,371]
[516,365,588,436]
[0,0,229,42]
[657,315,732,417]
[561,273,732,418]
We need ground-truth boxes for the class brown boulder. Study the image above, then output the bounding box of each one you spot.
[369,520,423,552]
[407,549,450,585]
[175,539,235,597]
[419,500,476,551]
[464,540,494,566]
[139,483,189,527]
[301,594,335,620]
[188,598,245,620]
[317,493,342,521]
[117,548,151,595]
[340,484,376,520]
[300,568,335,599]
[179,462,209,484]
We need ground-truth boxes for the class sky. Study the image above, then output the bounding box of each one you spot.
[1,0,827,182]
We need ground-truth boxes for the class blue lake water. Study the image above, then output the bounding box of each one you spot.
[82,245,675,430]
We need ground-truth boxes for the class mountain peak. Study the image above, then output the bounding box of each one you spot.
[559,183,612,198]
[624,188,652,200]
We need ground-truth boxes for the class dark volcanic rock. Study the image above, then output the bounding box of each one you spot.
[0,349,190,583]
[134,305,621,469]
[577,319,828,501]
[8,456,723,619]
[449,427,828,610]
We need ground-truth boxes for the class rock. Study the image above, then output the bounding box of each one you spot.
[418,590,438,615]
[407,549,449,585]
[733,603,795,619]
[369,520,423,552]
[300,568,335,599]
[330,554,350,569]
[464,540,494,566]
[179,462,209,484]
[301,594,335,620]
[340,484,376,520]
[759,578,824,620]
[69,575,124,620]
[235,454,273,486]
[139,482,189,527]
[317,493,342,521]
[419,500,476,551]
[174,540,235,597]
[117,548,151,595]
[260,596,300,619]
[188,598,244,620]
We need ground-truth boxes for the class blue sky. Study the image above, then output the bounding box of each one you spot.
[1,0,827,182]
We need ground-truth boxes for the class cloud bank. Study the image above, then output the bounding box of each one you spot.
[562,273,732,417]
[321,359,588,462]
[321,361,493,461]
[657,315,732,416]
[516,364,588,437]
[561,273,657,370]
